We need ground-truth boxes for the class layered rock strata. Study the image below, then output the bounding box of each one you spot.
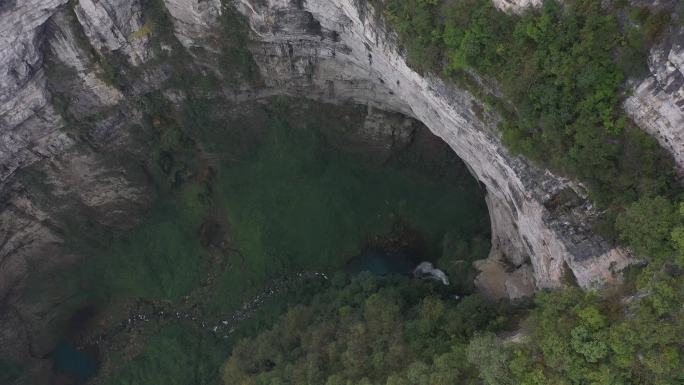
[232,0,630,294]
[0,0,638,302]
[5,0,677,381]
[625,28,684,174]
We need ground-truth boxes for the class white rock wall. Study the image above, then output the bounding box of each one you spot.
[492,0,542,14]
[235,0,631,292]
[0,0,74,183]
[47,11,124,110]
[625,31,684,173]
[162,0,222,50]
[74,0,150,65]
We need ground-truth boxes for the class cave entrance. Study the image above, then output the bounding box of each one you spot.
[57,95,492,308]
[186,97,492,292]
[22,97,492,385]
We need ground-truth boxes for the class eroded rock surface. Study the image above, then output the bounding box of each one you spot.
[234,0,631,295]
[0,0,638,309]
[625,28,684,174]
[0,0,73,182]
[162,0,223,51]
[3,0,680,382]
[491,0,542,14]
[46,10,124,114]
[73,0,150,65]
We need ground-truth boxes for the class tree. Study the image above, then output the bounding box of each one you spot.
[616,196,676,260]
[467,333,511,385]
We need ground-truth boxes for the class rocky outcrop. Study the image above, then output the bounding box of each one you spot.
[73,0,150,65]
[473,258,536,300]
[46,10,124,115]
[413,262,450,286]
[0,143,149,382]
[162,0,222,51]
[0,0,635,303]
[3,0,680,380]
[0,0,73,183]
[234,0,631,296]
[491,0,542,14]
[624,28,684,174]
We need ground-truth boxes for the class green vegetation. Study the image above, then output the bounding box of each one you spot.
[103,324,228,385]
[68,200,209,302]
[224,210,684,385]
[38,94,490,384]
[222,273,509,385]
[143,0,259,88]
[218,189,684,385]
[203,100,490,310]
[378,0,678,219]
[102,277,334,385]
[31,1,684,385]
[498,272,684,384]
[213,2,684,385]
[98,92,488,310]
[616,196,677,261]
[217,4,260,85]
[365,1,684,384]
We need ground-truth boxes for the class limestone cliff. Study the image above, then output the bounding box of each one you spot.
[3,0,681,382]
[0,0,637,306]
[163,0,223,51]
[231,0,630,294]
[625,27,684,174]
[491,0,542,14]
[0,0,72,182]
[73,0,150,65]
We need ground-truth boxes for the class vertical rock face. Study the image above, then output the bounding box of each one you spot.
[162,0,222,51]
[491,0,542,14]
[625,28,684,174]
[0,4,151,381]
[0,145,149,383]
[2,0,680,380]
[0,0,636,303]
[1,0,676,307]
[0,0,152,184]
[0,186,66,372]
[234,0,631,295]
[47,10,124,113]
[0,0,73,182]
[73,0,150,65]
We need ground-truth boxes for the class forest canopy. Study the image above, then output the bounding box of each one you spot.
[222,274,507,385]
